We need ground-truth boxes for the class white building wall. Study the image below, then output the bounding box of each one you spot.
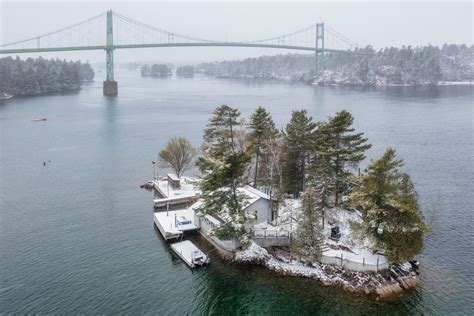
[194,213,240,251]
[245,198,271,224]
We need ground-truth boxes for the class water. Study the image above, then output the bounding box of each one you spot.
[1,71,473,315]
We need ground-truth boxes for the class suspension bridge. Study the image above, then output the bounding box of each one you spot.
[0,10,361,95]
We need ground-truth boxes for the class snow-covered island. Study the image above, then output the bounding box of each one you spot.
[194,44,473,86]
[0,56,94,100]
[150,106,428,299]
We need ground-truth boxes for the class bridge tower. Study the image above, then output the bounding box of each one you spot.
[314,23,325,75]
[103,10,118,96]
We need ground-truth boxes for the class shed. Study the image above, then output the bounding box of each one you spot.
[167,173,181,189]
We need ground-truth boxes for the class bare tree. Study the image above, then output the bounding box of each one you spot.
[158,137,196,178]
[261,134,284,190]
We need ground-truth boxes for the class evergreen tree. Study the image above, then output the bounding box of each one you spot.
[248,106,277,187]
[349,148,428,262]
[0,56,94,98]
[197,105,251,240]
[319,110,371,206]
[292,187,324,262]
[203,104,242,158]
[282,110,316,195]
[79,61,95,81]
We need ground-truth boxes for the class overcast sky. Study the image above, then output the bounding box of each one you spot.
[1,0,472,64]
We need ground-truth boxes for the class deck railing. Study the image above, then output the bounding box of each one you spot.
[253,229,290,238]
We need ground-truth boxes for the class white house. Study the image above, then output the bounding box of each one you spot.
[193,185,277,251]
[240,185,277,224]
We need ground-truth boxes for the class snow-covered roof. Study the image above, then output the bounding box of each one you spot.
[189,187,263,211]
[190,186,271,224]
[189,200,203,211]
[239,186,274,210]
[239,188,261,208]
[243,185,271,200]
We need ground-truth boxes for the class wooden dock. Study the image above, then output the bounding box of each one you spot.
[152,177,199,208]
[170,240,210,268]
[154,209,197,241]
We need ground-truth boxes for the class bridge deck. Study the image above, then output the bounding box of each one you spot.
[0,43,361,55]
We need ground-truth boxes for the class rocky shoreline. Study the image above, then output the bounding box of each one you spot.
[232,242,420,300]
[196,73,472,88]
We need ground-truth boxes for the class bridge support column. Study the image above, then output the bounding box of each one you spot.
[315,22,325,76]
[103,10,117,96]
[103,48,117,96]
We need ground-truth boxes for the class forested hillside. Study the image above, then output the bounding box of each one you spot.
[195,44,473,86]
[0,56,94,99]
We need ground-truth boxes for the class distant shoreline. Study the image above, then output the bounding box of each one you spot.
[192,73,473,87]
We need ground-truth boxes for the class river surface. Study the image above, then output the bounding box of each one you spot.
[1,71,473,315]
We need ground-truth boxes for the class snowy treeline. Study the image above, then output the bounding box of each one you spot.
[195,44,473,86]
[176,65,194,77]
[141,64,172,77]
[0,56,94,98]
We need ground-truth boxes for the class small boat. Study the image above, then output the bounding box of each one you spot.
[170,240,210,268]
[31,118,47,122]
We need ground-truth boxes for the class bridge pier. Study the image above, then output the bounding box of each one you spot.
[103,81,118,96]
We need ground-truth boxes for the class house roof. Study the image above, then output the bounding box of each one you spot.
[242,185,271,200]
[190,186,271,223]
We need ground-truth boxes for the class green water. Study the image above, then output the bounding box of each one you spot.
[1,72,473,314]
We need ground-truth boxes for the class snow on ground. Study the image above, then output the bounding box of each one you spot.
[237,245,418,298]
[266,257,327,279]
[438,81,473,85]
[235,241,270,262]
[322,207,388,265]
[324,207,361,240]
[154,209,197,235]
[155,176,200,199]
[324,207,362,250]
[274,198,301,231]
[236,241,375,288]
[271,200,388,268]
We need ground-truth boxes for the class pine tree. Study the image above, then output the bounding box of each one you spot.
[292,187,324,262]
[203,104,242,158]
[197,105,251,240]
[319,110,371,206]
[282,110,316,196]
[349,148,428,263]
[248,106,277,187]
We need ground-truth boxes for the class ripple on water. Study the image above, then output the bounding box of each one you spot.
[0,78,473,314]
